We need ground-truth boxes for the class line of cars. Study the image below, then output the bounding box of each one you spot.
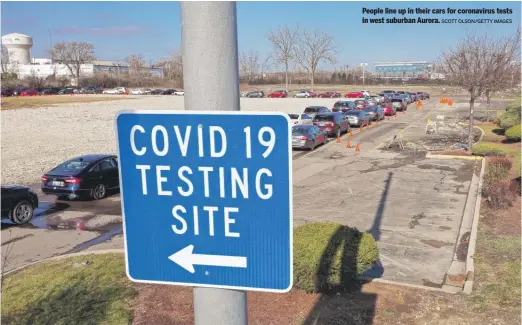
[1,154,121,225]
[290,90,430,151]
[1,86,186,97]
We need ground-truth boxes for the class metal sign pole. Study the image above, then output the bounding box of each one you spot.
[180,2,247,325]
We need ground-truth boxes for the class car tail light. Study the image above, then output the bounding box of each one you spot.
[41,176,48,182]
[293,121,298,124]
[300,136,308,140]
[65,177,81,184]
[325,122,334,126]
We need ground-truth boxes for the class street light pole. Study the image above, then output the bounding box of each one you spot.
[181,2,245,324]
[360,63,368,88]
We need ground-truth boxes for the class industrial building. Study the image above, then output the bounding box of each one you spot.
[373,61,441,79]
[1,33,163,82]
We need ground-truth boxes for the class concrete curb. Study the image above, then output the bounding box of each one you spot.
[4,249,125,277]
[425,153,482,160]
[356,276,458,294]
[463,157,486,294]
[443,156,484,292]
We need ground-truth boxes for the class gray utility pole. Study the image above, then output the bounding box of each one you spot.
[180,2,247,325]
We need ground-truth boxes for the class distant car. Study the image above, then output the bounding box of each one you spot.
[173,90,184,96]
[318,91,341,98]
[343,110,372,127]
[103,87,128,94]
[390,98,407,111]
[13,88,26,96]
[353,99,368,110]
[312,112,350,138]
[294,90,313,98]
[1,89,14,97]
[366,98,379,107]
[58,88,77,95]
[130,89,145,95]
[288,113,314,126]
[414,92,425,100]
[345,91,365,98]
[422,92,430,99]
[41,154,119,201]
[381,90,396,94]
[20,89,39,96]
[1,185,39,225]
[359,90,370,97]
[150,89,165,95]
[303,106,330,118]
[332,100,356,112]
[80,86,103,94]
[405,92,416,102]
[364,105,385,121]
[39,88,60,95]
[164,89,177,95]
[244,91,264,98]
[291,124,328,150]
[268,90,287,98]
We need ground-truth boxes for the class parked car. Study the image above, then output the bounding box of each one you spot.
[342,110,372,127]
[130,89,146,95]
[58,88,77,95]
[103,87,128,94]
[164,89,177,95]
[406,91,417,102]
[312,112,350,138]
[291,124,328,150]
[332,100,356,112]
[353,99,368,110]
[244,91,264,98]
[421,92,430,99]
[39,88,60,95]
[364,105,385,121]
[173,90,184,96]
[288,113,313,126]
[268,90,287,98]
[1,89,14,97]
[383,104,397,116]
[359,90,370,97]
[294,90,315,98]
[1,185,39,225]
[369,95,383,104]
[303,106,330,118]
[345,91,365,98]
[20,88,39,96]
[80,86,103,94]
[381,90,396,94]
[318,91,341,98]
[150,89,166,95]
[13,88,26,96]
[366,98,379,106]
[41,154,119,201]
[414,92,425,100]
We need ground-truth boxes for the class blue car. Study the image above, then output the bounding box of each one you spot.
[41,154,119,200]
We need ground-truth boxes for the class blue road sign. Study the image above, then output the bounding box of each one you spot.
[116,110,293,293]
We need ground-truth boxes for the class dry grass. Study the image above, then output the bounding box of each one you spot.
[0,95,134,110]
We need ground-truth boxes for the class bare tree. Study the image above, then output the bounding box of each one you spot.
[295,29,338,91]
[239,50,260,83]
[51,42,96,80]
[440,29,520,149]
[1,44,9,74]
[268,25,300,91]
[124,54,146,86]
[157,49,183,88]
[1,230,18,291]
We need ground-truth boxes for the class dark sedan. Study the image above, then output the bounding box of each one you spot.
[291,124,328,150]
[41,154,119,200]
[150,89,166,95]
[364,105,385,121]
[164,89,177,95]
[312,112,350,138]
[1,89,14,97]
[39,88,60,95]
[244,91,265,98]
[318,91,341,98]
[343,110,372,127]
[1,185,39,225]
[332,100,356,112]
[80,86,103,94]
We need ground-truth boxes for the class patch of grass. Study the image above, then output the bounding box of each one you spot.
[1,95,133,110]
[1,253,136,325]
[293,222,379,293]
[477,123,505,142]
[472,142,507,157]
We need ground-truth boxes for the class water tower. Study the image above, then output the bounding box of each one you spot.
[1,33,33,65]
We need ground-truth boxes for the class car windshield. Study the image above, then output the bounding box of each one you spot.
[364,107,376,112]
[288,114,299,119]
[304,107,321,113]
[354,100,365,105]
[391,99,403,103]
[334,102,348,107]
[53,159,90,173]
[292,126,311,136]
[314,115,334,121]
[344,111,360,116]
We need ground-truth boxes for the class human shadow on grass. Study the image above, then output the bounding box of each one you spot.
[2,273,135,325]
[301,226,377,325]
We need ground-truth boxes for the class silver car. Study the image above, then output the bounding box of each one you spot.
[292,124,328,150]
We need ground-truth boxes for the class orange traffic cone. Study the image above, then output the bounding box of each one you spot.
[376,120,379,126]
[403,110,406,115]
[366,122,369,130]
[360,125,363,132]
[355,144,360,152]
[336,136,341,143]
[349,130,353,137]
[346,140,351,148]
[386,115,390,120]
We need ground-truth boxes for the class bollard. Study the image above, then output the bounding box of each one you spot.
[403,110,406,115]
[355,144,360,152]
[349,130,353,137]
[336,136,341,143]
[376,120,379,126]
[360,125,363,132]
[346,140,351,148]
[366,121,369,130]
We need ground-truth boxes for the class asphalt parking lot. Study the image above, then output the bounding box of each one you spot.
[0,95,486,288]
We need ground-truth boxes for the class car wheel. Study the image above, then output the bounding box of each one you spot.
[92,183,107,200]
[9,200,34,225]
[310,141,316,151]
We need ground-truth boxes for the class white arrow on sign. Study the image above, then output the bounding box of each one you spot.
[168,245,248,274]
